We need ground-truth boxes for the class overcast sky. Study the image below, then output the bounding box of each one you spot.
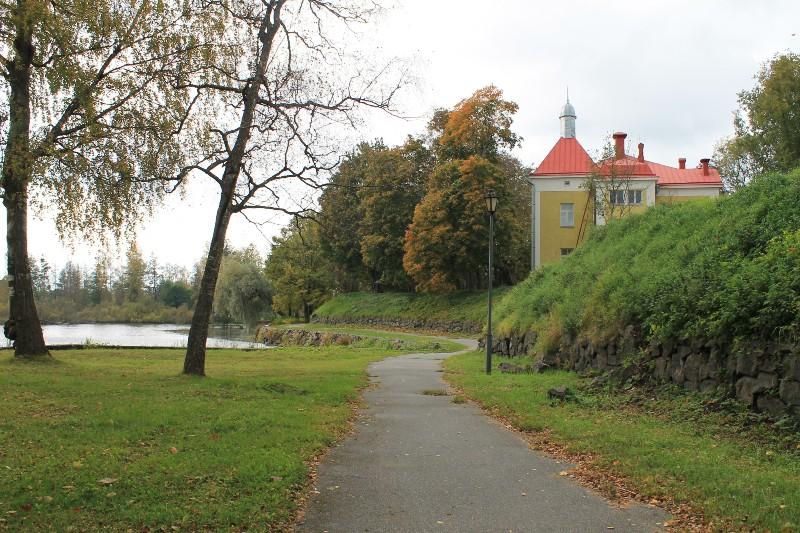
[7,0,799,274]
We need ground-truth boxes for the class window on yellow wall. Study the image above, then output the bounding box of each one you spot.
[627,190,642,204]
[560,203,574,227]
[560,248,574,257]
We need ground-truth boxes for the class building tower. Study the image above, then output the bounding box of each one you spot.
[560,96,576,139]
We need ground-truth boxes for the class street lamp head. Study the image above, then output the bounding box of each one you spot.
[485,189,498,214]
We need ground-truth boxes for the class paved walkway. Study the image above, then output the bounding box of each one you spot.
[299,340,669,532]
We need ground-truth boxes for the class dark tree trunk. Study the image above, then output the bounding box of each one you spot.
[182,2,284,375]
[302,302,311,324]
[182,193,232,375]
[2,18,49,357]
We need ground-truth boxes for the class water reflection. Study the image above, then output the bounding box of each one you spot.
[0,323,265,349]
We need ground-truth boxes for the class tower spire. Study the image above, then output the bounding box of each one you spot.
[559,93,576,139]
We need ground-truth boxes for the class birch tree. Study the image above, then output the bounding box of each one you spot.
[0,0,223,356]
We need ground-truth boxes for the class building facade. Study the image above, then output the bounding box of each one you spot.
[528,99,724,269]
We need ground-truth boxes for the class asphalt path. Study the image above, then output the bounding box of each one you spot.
[298,339,669,532]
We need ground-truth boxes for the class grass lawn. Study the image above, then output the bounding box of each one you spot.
[0,339,454,532]
[445,351,800,532]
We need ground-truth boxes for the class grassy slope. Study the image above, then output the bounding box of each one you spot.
[445,351,800,531]
[495,170,800,352]
[314,288,510,328]
[0,338,457,531]
[277,323,465,352]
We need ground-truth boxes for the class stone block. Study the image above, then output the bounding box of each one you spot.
[736,377,758,405]
[684,354,704,384]
[757,372,778,390]
[736,373,778,406]
[756,395,787,417]
[736,352,759,377]
[784,355,800,381]
[761,354,780,373]
[725,354,737,375]
[779,380,800,407]
[595,350,608,370]
[683,379,699,392]
[654,357,668,381]
[677,345,692,361]
[671,364,685,385]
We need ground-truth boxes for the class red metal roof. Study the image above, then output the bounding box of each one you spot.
[646,160,723,186]
[532,137,594,176]
[532,136,723,187]
[595,157,656,177]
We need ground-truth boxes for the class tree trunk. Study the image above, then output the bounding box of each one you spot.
[182,193,233,375]
[302,302,311,324]
[2,17,49,357]
[182,3,284,375]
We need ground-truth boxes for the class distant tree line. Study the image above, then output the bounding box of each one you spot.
[16,244,273,327]
[264,86,533,316]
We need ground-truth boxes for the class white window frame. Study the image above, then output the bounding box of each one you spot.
[627,189,642,205]
[610,189,642,205]
[560,203,574,227]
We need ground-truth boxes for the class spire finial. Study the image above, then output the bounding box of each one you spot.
[566,86,569,103]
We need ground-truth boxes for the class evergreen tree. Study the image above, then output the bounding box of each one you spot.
[124,244,146,303]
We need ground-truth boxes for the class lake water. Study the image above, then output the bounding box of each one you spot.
[0,323,265,349]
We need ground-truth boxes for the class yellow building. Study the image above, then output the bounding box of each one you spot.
[529,99,723,268]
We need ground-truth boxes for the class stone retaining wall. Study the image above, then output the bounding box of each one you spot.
[485,327,800,417]
[256,327,364,347]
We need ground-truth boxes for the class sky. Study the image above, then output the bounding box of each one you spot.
[7,0,799,274]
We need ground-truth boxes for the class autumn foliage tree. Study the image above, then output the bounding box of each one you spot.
[402,86,529,292]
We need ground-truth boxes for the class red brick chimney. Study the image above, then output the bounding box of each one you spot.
[637,143,645,162]
[678,158,686,170]
[613,132,627,160]
[700,158,710,176]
